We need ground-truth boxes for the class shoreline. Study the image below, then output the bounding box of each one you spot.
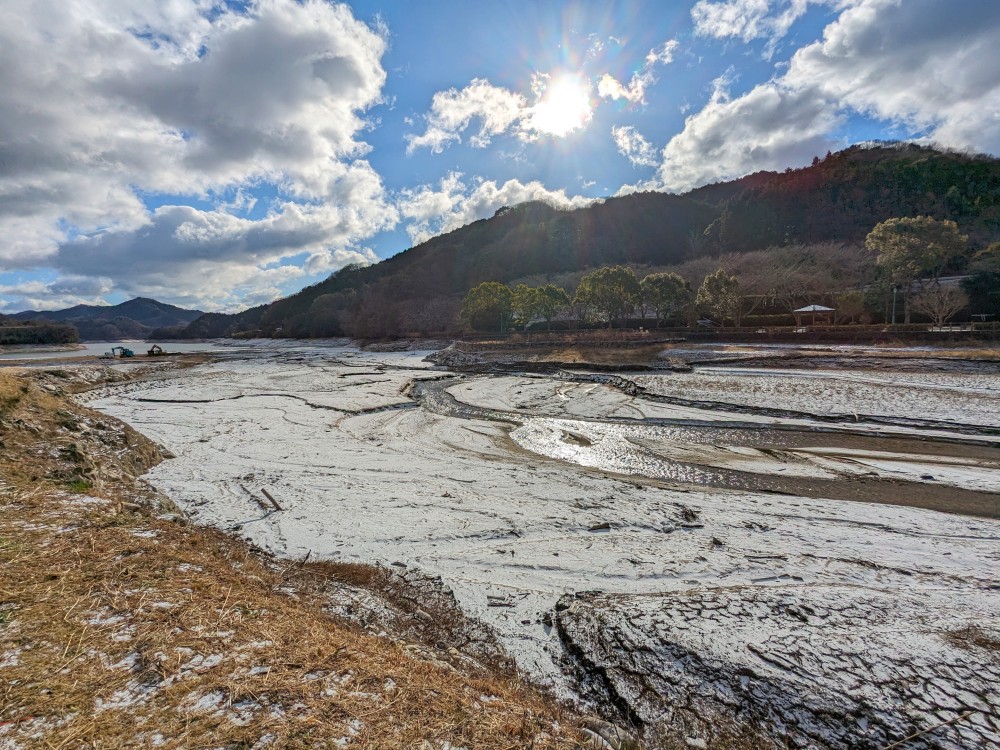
[0,342,87,356]
[0,362,596,750]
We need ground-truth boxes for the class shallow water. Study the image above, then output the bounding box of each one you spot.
[422,370,1000,509]
[0,340,221,361]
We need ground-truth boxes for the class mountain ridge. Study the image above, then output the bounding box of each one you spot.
[13,297,204,341]
[161,142,999,338]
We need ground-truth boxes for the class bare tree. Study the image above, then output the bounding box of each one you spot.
[910,285,969,328]
[769,263,815,316]
[723,253,773,323]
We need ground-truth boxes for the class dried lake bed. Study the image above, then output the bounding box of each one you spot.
[87,341,1000,748]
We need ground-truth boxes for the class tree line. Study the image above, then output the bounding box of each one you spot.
[461,217,999,332]
[0,318,78,345]
[163,143,1000,340]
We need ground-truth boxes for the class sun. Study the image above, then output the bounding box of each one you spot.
[527,73,593,137]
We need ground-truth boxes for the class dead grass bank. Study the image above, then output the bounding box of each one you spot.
[0,367,583,749]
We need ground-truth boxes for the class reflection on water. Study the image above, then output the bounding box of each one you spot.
[415,370,1000,515]
[514,419,759,488]
[509,415,1000,515]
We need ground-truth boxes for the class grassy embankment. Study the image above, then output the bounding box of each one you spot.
[0,366,587,749]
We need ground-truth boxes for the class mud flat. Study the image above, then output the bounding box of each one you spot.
[87,341,1000,748]
[557,585,998,749]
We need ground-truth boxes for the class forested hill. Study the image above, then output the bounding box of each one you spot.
[0,317,78,346]
[693,144,999,249]
[168,142,1000,339]
[15,297,204,341]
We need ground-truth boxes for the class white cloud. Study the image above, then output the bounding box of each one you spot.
[406,72,595,152]
[783,0,1000,152]
[404,79,526,154]
[655,0,1000,192]
[691,0,846,55]
[657,79,841,191]
[0,275,119,312]
[47,162,394,312]
[694,0,790,41]
[305,248,379,276]
[0,0,394,309]
[398,173,598,245]
[598,40,679,105]
[611,126,659,167]
[406,41,679,152]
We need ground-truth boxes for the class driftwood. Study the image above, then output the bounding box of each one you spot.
[239,484,270,512]
[238,484,283,512]
[260,488,283,511]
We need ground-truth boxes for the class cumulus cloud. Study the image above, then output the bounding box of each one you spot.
[304,248,379,276]
[49,164,392,312]
[404,79,526,154]
[398,173,598,245]
[658,77,841,191]
[0,0,393,309]
[0,276,116,313]
[611,126,659,167]
[691,0,845,55]
[597,40,679,105]
[655,0,1000,192]
[406,72,595,152]
[783,0,1000,152]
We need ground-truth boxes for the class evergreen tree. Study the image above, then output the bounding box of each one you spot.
[696,269,741,326]
[573,266,640,327]
[461,282,513,332]
[640,272,691,326]
[865,217,967,323]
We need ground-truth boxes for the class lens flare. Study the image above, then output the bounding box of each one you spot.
[526,73,593,137]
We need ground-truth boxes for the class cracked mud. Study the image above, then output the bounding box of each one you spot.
[86,341,1000,748]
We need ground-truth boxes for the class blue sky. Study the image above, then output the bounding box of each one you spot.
[1,0,998,313]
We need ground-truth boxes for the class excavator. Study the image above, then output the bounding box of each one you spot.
[106,346,134,358]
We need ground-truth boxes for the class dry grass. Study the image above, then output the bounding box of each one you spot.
[916,346,1000,360]
[299,561,506,670]
[0,368,583,749]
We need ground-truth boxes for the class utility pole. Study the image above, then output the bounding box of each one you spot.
[891,285,899,325]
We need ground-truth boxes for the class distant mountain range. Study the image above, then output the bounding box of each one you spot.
[12,297,204,341]
[165,142,999,340]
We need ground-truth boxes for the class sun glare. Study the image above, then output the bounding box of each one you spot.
[528,74,593,137]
